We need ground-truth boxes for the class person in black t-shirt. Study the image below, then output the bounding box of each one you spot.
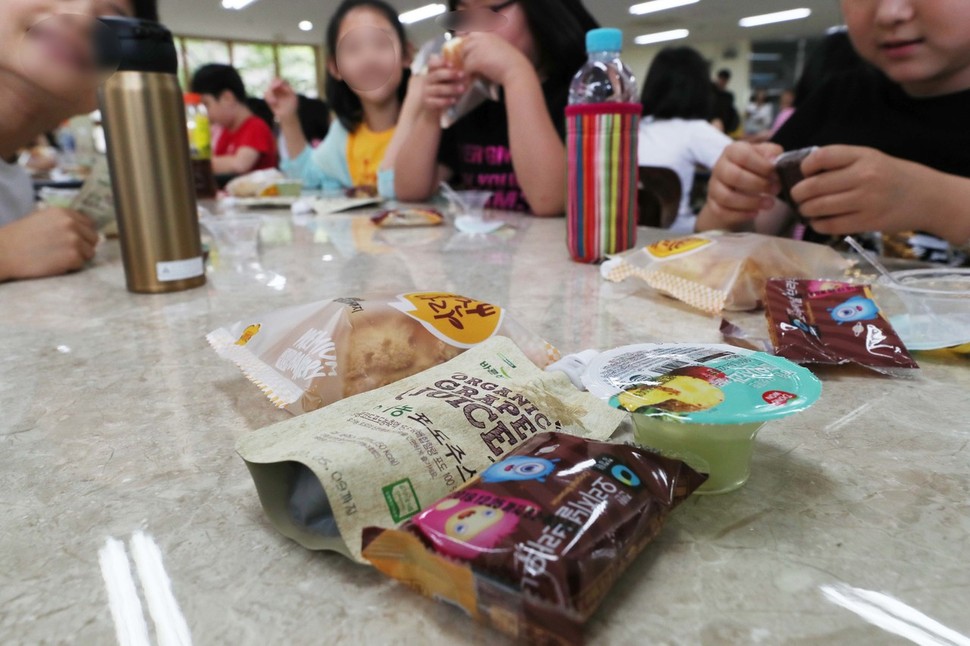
[711,69,740,135]
[696,0,970,249]
[393,0,598,216]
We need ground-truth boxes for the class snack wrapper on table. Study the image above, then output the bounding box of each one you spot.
[601,231,852,314]
[207,292,561,415]
[235,337,627,563]
[371,207,443,227]
[362,431,706,645]
[764,278,919,375]
[225,168,301,197]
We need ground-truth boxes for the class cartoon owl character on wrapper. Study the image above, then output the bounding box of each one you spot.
[829,296,880,324]
[413,490,536,560]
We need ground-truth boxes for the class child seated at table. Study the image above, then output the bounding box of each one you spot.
[695,0,970,254]
[392,0,599,216]
[0,0,157,282]
[191,64,278,176]
[266,0,411,197]
[637,46,732,233]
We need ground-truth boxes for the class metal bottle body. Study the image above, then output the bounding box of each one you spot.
[100,71,205,293]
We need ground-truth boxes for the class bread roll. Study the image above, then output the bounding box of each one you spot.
[441,36,464,69]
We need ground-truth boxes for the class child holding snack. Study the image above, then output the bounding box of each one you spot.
[190,64,278,175]
[266,0,412,197]
[0,0,157,282]
[696,0,970,251]
[393,0,599,216]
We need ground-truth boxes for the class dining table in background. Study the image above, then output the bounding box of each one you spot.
[2,206,969,645]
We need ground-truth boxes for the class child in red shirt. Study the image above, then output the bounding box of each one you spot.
[191,64,278,174]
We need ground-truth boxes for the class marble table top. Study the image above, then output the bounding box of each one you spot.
[2,207,969,645]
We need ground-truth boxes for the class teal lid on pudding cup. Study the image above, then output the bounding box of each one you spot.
[582,343,822,494]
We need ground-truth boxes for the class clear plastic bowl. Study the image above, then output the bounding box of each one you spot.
[451,190,493,217]
[874,268,970,350]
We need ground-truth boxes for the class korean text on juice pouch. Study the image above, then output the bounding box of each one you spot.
[362,432,705,645]
[236,337,626,563]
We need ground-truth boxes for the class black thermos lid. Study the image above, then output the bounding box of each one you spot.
[96,16,177,74]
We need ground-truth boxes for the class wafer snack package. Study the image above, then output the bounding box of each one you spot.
[764,278,919,375]
[236,337,626,563]
[362,431,705,645]
[601,231,852,314]
[208,292,560,414]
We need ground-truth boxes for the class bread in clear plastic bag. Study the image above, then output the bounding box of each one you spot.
[208,292,561,414]
[411,34,500,130]
[601,231,852,314]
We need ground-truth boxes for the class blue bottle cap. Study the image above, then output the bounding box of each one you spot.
[586,28,623,53]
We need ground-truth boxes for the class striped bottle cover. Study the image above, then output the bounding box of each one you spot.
[566,102,641,263]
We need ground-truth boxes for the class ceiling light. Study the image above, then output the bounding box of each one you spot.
[629,0,699,16]
[298,20,313,31]
[399,3,446,24]
[634,29,689,45]
[739,8,811,28]
[221,0,259,9]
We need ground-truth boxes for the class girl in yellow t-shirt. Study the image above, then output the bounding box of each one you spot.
[267,0,412,197]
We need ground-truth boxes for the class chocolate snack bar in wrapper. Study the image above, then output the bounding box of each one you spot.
[601,231,851,314]
[774,147,816,216]
[765,279,918,375]
[236,337,626,563]
[208,292,560,414]
[362,432,706,645]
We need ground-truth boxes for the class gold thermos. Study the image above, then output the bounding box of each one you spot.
[98,17,205,293]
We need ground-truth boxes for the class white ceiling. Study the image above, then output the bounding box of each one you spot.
[160,0,845,49]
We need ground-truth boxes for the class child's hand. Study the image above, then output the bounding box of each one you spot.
[458,32,532,88]
[265,79,298,121]
[0,208,98,281]
[420,54,466,113]
[701,141,783,228]
[791,145,930,236]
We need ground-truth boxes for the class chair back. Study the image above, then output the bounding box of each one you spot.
[638,166,682,229]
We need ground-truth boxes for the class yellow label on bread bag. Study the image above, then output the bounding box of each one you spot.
[646,236,712,260]
[235,323,261,346]
[392,292,505,347]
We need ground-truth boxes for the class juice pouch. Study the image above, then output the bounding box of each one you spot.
[208,292,561,414]
[362,431,705,645]
[601,231,851,314]
[237,337,626,562]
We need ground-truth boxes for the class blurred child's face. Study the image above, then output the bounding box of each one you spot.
[455,0,538,67]
[842,0,970,96]
[201,91,236,128]
[331,7,406,105]
[0,0,135,109]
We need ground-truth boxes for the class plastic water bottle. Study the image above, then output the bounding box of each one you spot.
[568,29,637,105]
[184,92,217,198]
[566,28,640,263]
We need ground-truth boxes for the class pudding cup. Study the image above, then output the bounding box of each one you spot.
[582,343,822,496]
[630,415,766,494]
